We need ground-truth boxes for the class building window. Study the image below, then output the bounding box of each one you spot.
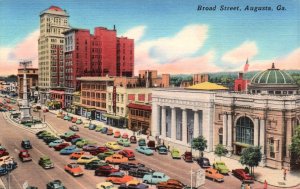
[269,137,275,158]
[218,128,223,145]
[236,116,254,145]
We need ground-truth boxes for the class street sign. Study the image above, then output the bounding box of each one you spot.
[23,181,28,189]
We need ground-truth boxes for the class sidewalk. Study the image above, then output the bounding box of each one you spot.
[47,108,300,188]
[0,178,6,189]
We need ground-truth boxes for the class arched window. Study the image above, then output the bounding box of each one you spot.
[236,116,254,145]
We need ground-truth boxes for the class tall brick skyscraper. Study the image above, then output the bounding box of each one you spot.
[38,6,70,103]
[64,27,134,90]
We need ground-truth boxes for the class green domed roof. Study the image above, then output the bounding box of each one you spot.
[251,63,296,84]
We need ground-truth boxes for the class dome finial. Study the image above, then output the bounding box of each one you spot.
[272,63,275,69]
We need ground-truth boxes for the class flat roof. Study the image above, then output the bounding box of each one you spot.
[76,77,115,82]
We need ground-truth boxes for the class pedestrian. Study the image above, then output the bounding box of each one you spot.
[263,180,268,189]
[283,168,287,180]
[167,143,170,152]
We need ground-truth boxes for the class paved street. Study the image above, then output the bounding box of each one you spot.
[0,100,269,189]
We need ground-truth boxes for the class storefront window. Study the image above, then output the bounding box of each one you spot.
[269,137,275,158]
[236,116,254,145]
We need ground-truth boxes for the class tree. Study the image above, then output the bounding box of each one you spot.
[290,125,300,168]
[192,136,207,158]
[239,146,262,176]
[214,144,227,160]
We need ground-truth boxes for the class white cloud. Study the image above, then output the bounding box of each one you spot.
[122,25,146,42]
[221,41,258,64]
[0,29,39,76]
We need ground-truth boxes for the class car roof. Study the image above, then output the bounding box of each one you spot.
[109,171,124,177]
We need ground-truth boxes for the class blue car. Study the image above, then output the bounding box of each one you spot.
[48,139,64,147]
[156,145,168,155]
[89,124,96,130]
[0,167,7,175]
[143,172,170,185]
[136,146,154,155]
[71,138,83,145]
[60,145,80,155]
[101,127,108,134]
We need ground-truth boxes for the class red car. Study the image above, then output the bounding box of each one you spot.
[54,143,70,151]
[232,169,254,183]
[65,135,80,142]
[18,150,32,162]
[183,151,193,162]
[118,149,135,160]
[89,146,109,156]
[0,149,9,157]
[157,179,185,189]
[94,165,119,176]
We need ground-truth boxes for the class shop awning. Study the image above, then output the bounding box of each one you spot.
[233,142,252,148]
[103,113,123,120]
[127,103,151,111]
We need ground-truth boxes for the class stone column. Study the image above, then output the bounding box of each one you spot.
[194,110,199,138]
[254,118,259,146]
[171,107,177,140]
[227,113,233,156]
[182,109,187,144]
[151,103,160,136]
[223,114,227,146]
[260,119,266,167]
[161,106,166,138]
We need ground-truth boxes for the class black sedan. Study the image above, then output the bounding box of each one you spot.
[119,162,145,170]
[196,157,211,168]
[84,160,108,170]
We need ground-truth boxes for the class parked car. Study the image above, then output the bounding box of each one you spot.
[196,157,211,168]
[44,136,60,145]
[213,161,230,174]
[97,151,115,160]
[84,159,108,170]
[64,163,84,176]
[122,133,129,139]
[147,140,156,151]
[70,151,86,159]
[101,127,108,134]
[142,172,170,185]
[0,166,7,176]
[38,156,54,169]
[76,119,83,125]
[128,167,154,178]
[21,139,32,149]
[118,149,135,160]
[35,130,47,137]
[170,148,181,159]
[95,126,103,132]
[117,138,131,147]
[96,182,117,189]
[65,134,80,142]
[89,146,109,156]
[37,131,52,139]
[114,130,121,138]
[232,169,254,183]
[119,180,149,189]
[71,117,77,123]
[77,155,98,164]
[60,145,80,155]
[105,142,122,151]
[18,150,32,162]
[60,131,76,139]
[89,124,96,130]
[107,128,113,135]
[105,154,128,164]
[95,165,119,176]
[0,156,17,170]
[53,143,70,151]
[82,144,99,152]
[119,162,145,171]
[46,180,66,189]
[138,138,146,146]
[205,167,224,182]
[76,139,96,148]
[69,125,79,131]
[157,179,186,189]
[48,139,64,147]
[182,151,193,162]
[64,115,72,121]
[129,136,137,143]
[156,145,168,155]
[0,148,9,157]
[106,172,133,184]
[71,138,83,145]
[136,146,153,155]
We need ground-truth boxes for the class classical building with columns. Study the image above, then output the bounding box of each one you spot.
[151,64,300,170]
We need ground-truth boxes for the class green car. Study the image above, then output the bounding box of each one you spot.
[38,132,53,139]
[117,138,130,147]
[97,150,115,160]
[213,161,230,174]
[76,119,83,124]
[38,156,54,169]
[138,138,146,146]
[64,115,71,121]
[76,139,96,148]
[171,148,181,159]
[95,125,103,132]
[60,131,76,139]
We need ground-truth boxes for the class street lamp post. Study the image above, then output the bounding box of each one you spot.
[188,122,194,188]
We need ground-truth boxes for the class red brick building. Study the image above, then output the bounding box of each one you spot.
[234,72,250,92]
[63,27,134,90]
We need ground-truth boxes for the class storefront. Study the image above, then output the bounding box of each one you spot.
[104,113,126,128]
[95,110,107,122]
